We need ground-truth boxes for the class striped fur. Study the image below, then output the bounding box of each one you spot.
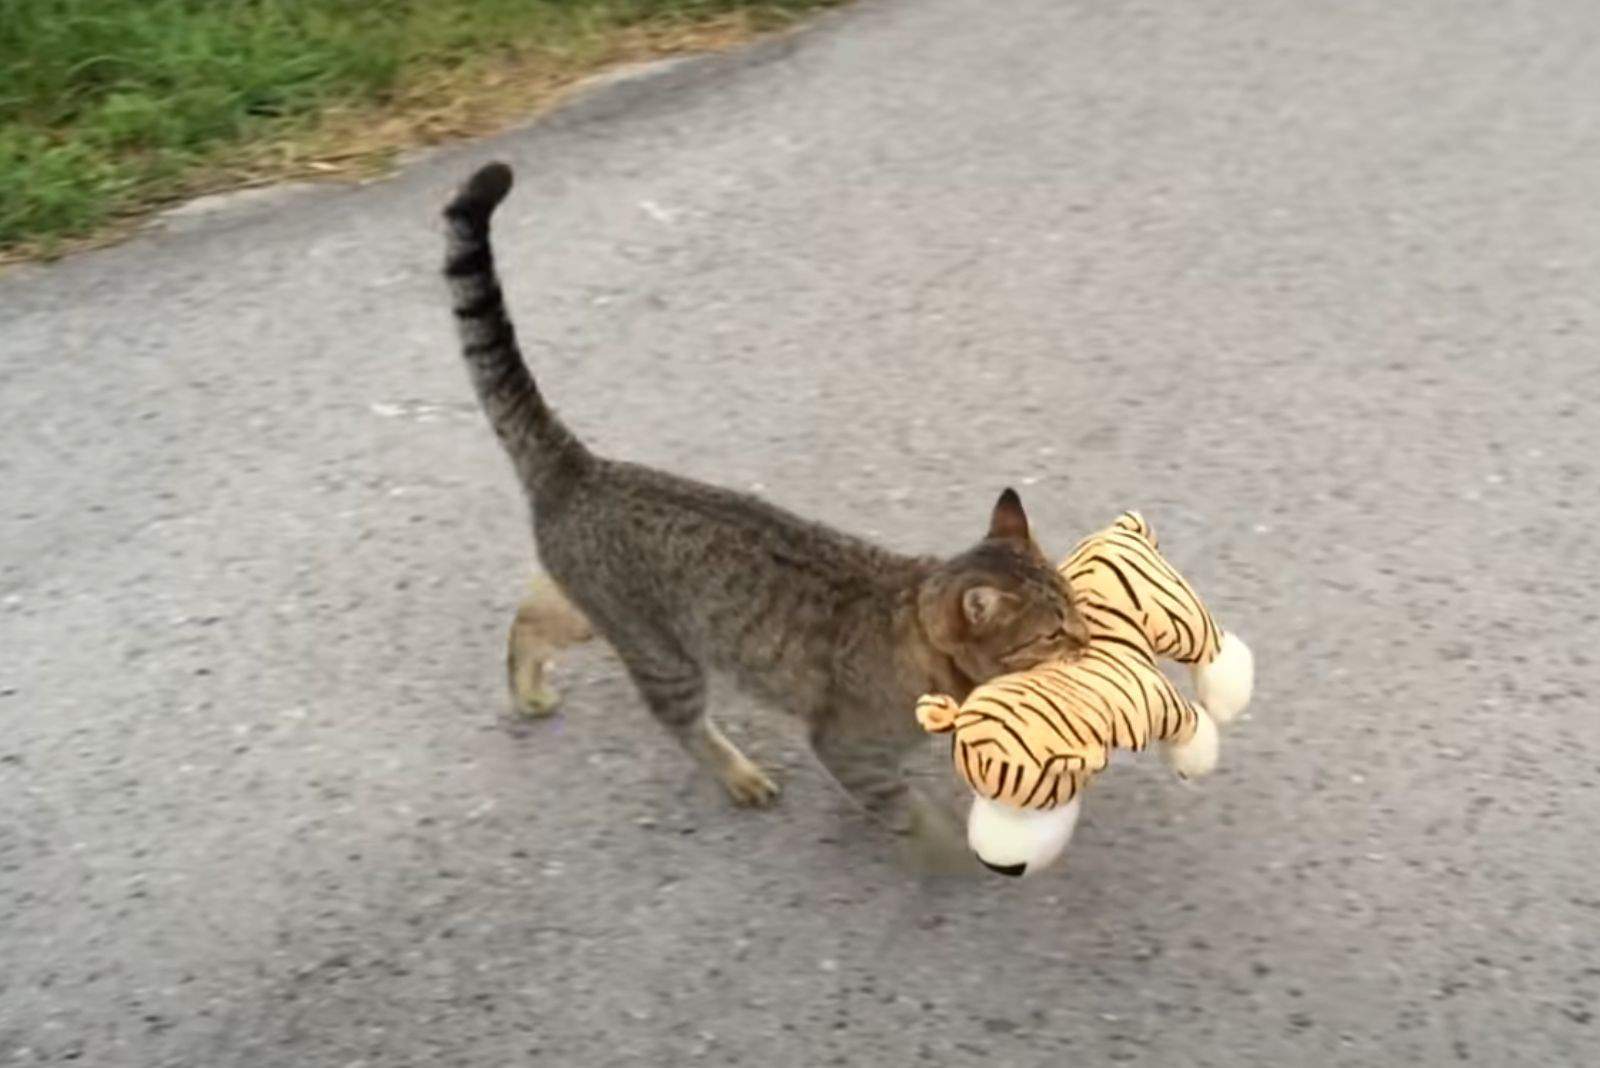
[442,162,590,497]
[917,511,1234,810]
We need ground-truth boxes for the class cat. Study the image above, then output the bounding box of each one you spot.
[442,162,1087,859]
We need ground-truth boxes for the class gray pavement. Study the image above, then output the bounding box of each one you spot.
[3,0,1598,1064]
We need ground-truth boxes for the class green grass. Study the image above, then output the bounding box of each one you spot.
[0,0,834,255]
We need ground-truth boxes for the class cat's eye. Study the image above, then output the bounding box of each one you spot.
[1000,627,1070,667]
[1034,627,1067,648]
[1004,631,1052,657]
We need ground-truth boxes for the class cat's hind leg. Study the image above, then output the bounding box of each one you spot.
[507,573,594,717]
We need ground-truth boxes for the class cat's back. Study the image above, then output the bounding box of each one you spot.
[576,458,911,578]
[535,458,921,700]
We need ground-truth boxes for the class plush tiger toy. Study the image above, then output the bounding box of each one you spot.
[916,511,1254,877]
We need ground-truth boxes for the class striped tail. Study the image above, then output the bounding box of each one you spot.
[442,162,590,496]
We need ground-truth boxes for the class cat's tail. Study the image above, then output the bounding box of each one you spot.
[442,161,591,496]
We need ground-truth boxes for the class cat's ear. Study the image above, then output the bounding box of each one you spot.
[962,585,1011,627]
[987,487,1031,542]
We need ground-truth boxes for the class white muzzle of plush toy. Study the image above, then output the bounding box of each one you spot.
[966,794,1082,878]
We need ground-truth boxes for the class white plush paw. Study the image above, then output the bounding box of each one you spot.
[1164,709,1220,780]
[1193,632,1254,726]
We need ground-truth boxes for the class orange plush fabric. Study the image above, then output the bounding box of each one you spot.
[917,511,1246,810]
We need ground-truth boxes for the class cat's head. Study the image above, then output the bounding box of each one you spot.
[918,488,1090,683]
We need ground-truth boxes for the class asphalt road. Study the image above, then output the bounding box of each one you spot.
[3,0,1598,1064]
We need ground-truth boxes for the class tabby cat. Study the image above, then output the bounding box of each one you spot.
[442,162,1086,857]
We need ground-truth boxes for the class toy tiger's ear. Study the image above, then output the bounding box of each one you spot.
[987,487,1031,542]
[1114,510,1156,547]
[916,694,961,734]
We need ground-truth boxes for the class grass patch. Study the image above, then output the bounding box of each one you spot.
[0,0,838,259]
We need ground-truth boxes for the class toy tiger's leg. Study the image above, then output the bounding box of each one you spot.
[1163,706,1220,780]
[507,572,595,717]
[1151,671,1219,780]
[1192,631,1254,725]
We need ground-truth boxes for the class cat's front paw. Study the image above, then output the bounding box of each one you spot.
[899,794,984,877]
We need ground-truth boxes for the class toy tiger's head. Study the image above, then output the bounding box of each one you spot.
[915,687,1096,877]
